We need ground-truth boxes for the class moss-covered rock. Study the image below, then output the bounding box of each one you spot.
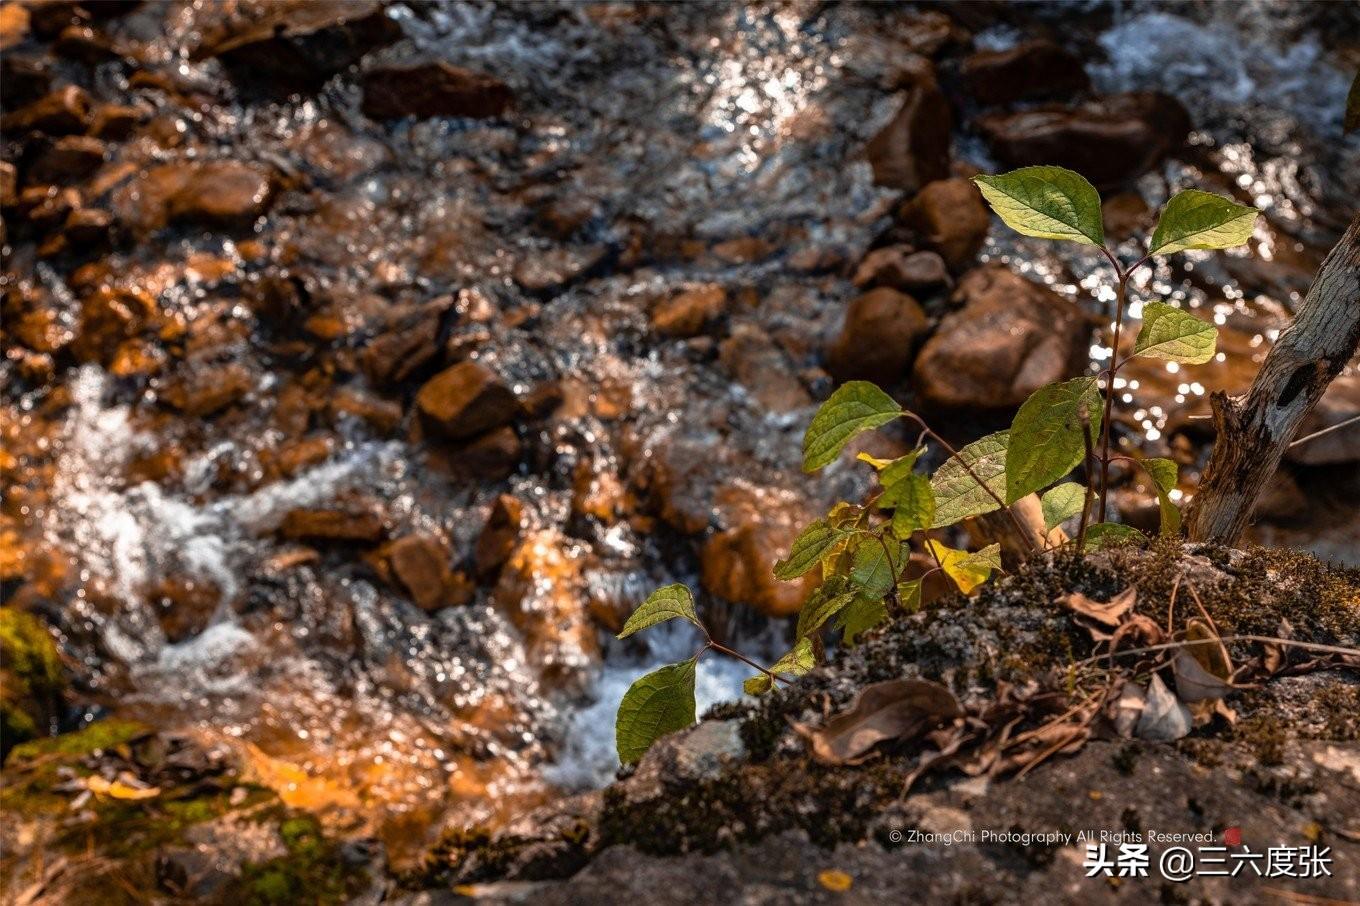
[0,608,65,760]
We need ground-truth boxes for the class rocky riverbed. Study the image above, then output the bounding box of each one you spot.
[2,0,1359,902]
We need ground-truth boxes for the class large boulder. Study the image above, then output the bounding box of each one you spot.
[977,92,1191,189]
[912,266,1089,410]
[960,39,1089,107]
[898,178,990,272]
[415,361,518,441]
[362,61,512,120]
[825,287,930,386]
[865,72,951,194]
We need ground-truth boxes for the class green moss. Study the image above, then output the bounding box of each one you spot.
[0,608,65,759]
[230,814,369,906]
[6,718,147,764]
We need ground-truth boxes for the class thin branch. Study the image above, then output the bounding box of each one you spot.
[1072,635,1360,668]
[1287,412,1360,450]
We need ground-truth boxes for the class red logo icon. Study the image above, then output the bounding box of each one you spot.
[1224,826,1243,846]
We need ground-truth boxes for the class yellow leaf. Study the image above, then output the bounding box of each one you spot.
[925,540,997,594]
[108,780,160,800]
[818,869,853,892]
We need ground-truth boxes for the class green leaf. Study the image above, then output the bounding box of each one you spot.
[925,540,996,594]
[795,577,858,640]
[1084,523,1145,551]
[835,597,889,645]
[881,474,936,539]
[877,449,923,486]
[615,658,697,764]
[973,166,1104,247]
[1005,378,1101,504]
[1040,482,1087,532]
[617,584,699,639]
[1132,302,1218,365]
[1142,458,1181,536]
[744,638,816,695]
[802,381,902,472]
[896,577,923,612]
[930,431,1009,529]
[775,520,847,580]
[849,536,898,599]
[1147,190,1258,256]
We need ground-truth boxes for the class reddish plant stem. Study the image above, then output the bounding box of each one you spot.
[1097,270,1130,523]
[702,637,791,686]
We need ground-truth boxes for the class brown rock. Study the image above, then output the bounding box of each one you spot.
[415,361,518,440]
[0,53,52,108]
[453,425,522,481]
[62,207,112,246]
[710,236,772,265]
[29,135,105,183]
[88,103,142,140]
[53,23,121,63]
[826,287,929,386]
[362,61,512,120]
[0,84,90,135]
[160,362,254,417]
[853,246,951,294]
[384,534,459,611]
[493,529,598,683]
[512,245,606,294]
[152,577,221,644]
[0,162,16,207]
[718,323,811,412]
[651,284,727,338]
[112,160,275,232]
[977,92,1191,189]
[912,266,1089,410]
[70,287,157,364]
[898,11,959,57]
[192,0,401,93]
[865,73,951,193]
[898,178,990,271]
[960,40,1089,107]
[1102,192,1151,240]
[0,2,30,50]
[280,507,384,543]
[360,300,449,388]
[700,486,818,619]
[330,387,403,435]
[475,494,524,577]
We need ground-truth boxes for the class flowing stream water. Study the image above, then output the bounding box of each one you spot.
[5,0,1358,861]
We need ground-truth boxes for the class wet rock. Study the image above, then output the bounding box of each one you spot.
[330,387,403,435]
[161,362,254,417]
[62,206,113,246]
[0,2,30,50]
[360,299,450,388]
[710,236,773,265]
[897,10,961,57]
[415,361,518,441]
[701,486,819,619]
[825,287,929,386]
[513,245,607,295]
[88,103,142,140]
[0,53,52,107]
[475,494,524,578]
[912,266,1088,410]
[28,135,105,183]
[53,23,121,63]
[451,426,523,481]
[493,530,598,682]
[650,284,727,338]
[151,577,222,644]
[0,84,91,136]
[382,534,465,612]
[111,160,275,232]
[280,506,385,543]
[718,323,811,412]
[362,61,513,120]
[865,71,951,193]
[960,39,1089,107]
[1101,191,1151,240]
[852,246,950,294]
[70,286,157,364]
[977,92,1191,188]
[1288,373,1360,466]
[192,0,401,93]
[0,162,17,207]
[537,194,600,239]
[897,178,989,272]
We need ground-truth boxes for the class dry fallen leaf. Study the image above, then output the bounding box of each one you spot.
[1184,618,1233,679]
[1134,674,1192,741]
[84,775,161,800]
[1058,587,1136,628]
[1172,649,1234,702]
[817,869,853,892]
[795,678,962,765]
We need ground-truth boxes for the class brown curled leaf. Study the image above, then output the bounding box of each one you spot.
[794,678,962,765]
[1057,587,1136,628]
